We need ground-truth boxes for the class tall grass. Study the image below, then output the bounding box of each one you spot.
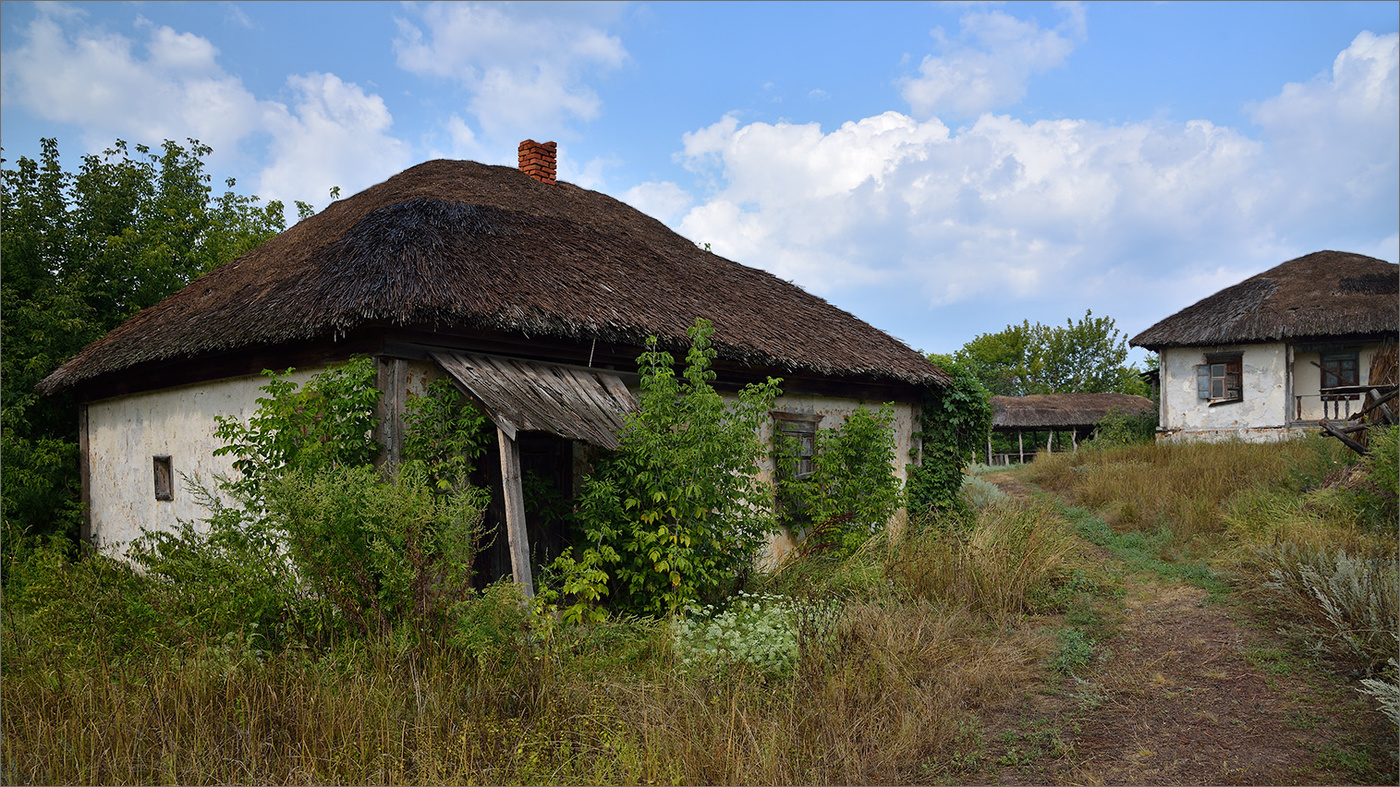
[4,506,1063,785]
[1028,435,1356,541]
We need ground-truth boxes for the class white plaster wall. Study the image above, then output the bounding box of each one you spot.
[86,367,326,555]
[1159,343,1290,441]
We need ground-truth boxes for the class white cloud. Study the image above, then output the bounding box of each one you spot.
[256,73,413,211]
[900,2,1086,119]
[0,6,415,216]
[620,181,694,227]
[0,5,261,155]
[655,31,1397,339]
[1248,31,1400,229]
[393,2,627,142]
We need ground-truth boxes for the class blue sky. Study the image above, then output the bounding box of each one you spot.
[3,1,1397,362]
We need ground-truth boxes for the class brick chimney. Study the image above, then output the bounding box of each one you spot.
[518,139,557,184]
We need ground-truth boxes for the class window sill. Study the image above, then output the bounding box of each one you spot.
[1207,398,1243,407]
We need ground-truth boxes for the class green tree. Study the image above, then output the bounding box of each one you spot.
[950,310,1146,397]
[2,138,289,544]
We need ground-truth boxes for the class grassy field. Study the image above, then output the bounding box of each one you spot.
[3,430,1396,785]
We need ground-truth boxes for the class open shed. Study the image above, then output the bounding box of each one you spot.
[989,393,1155,463]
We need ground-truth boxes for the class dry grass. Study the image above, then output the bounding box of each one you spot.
[1027,437,1354,542]
[890,501,1075,622]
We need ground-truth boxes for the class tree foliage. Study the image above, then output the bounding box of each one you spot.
[909,356,993,521]
[1,138,290,543]
[950,310,1147,397]
[549,319,782,619]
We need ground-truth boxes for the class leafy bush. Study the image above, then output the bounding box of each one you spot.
[1086,407,1157,448]
[778,405,902,554]
[909,359,992,521]
[559,319,781,618]
[402,374,491,492]
[675,593,806,680]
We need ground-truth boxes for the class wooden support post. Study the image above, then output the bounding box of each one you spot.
[78,404,92,546]
[1018,430,1024,463]
[986,434,993,467]
[1047,430,1054,453]
[1072,429,1079,452]
[497,426,535,598]
[376,357,408,469]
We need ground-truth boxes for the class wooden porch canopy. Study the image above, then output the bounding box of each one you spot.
[431,351,638,596]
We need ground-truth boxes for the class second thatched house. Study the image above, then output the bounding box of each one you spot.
[37,141,951,593]
[1130,251,1398,442]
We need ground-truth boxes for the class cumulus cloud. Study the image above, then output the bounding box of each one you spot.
[0,5,412,215]
[256,73,413,210]
[0,5,261,155]
[655,32,1397,344]
[394,2,627,142]
[1248,31,1399,233]
[900,2,1087,119]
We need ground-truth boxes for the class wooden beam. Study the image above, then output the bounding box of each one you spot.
[1018,430,1024,463]
[497,426,535,597]
[78,405,91,546]
[376,357,408,469]
[1320,419,1369,455]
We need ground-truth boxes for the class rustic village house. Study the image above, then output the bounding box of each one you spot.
[37,140,951,595]
[1130,251,1398,442]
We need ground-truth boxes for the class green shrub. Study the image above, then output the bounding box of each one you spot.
[1086,407,1157,448]
[560,319,781,618]
[960,475,1009,509]
[673,592,839,680]
[778,405,902,554]
[909,360,992,520]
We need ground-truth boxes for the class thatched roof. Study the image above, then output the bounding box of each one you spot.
[1130,251,1398,351]
[991,393,1155,430]
[39,159,949,396]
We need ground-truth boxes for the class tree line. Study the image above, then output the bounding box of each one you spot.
[2,138,294,543]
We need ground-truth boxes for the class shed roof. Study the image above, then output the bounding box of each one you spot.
[38,159,949,396]
[1130,251,1398,351]
[991,393,1155,430]
[432,351,635,450]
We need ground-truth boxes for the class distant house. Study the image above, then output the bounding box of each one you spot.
[989,393,1156,463]
[37,140,950,593]
[1130,251,1398,442]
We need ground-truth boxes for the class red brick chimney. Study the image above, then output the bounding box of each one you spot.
[518,139,557,184]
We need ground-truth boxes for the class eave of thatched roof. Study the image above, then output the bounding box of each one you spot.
[38,159,949,396]
[1130,251,1398,351]
[991,393,1154,430]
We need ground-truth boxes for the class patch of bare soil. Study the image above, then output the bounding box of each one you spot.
[953,475,1397,786]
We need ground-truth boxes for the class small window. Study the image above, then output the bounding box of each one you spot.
[772,412,820,480]
[1195,354,1242,405]
[1319,351,1359,389]
[153,455,173,501]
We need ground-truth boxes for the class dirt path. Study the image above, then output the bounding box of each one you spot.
[957,472,1396,786]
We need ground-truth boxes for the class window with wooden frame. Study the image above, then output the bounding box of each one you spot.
[153,455,173,501]
[1319,351,1360,390]
[772,412,820,480]
[1195,353,1242,405]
